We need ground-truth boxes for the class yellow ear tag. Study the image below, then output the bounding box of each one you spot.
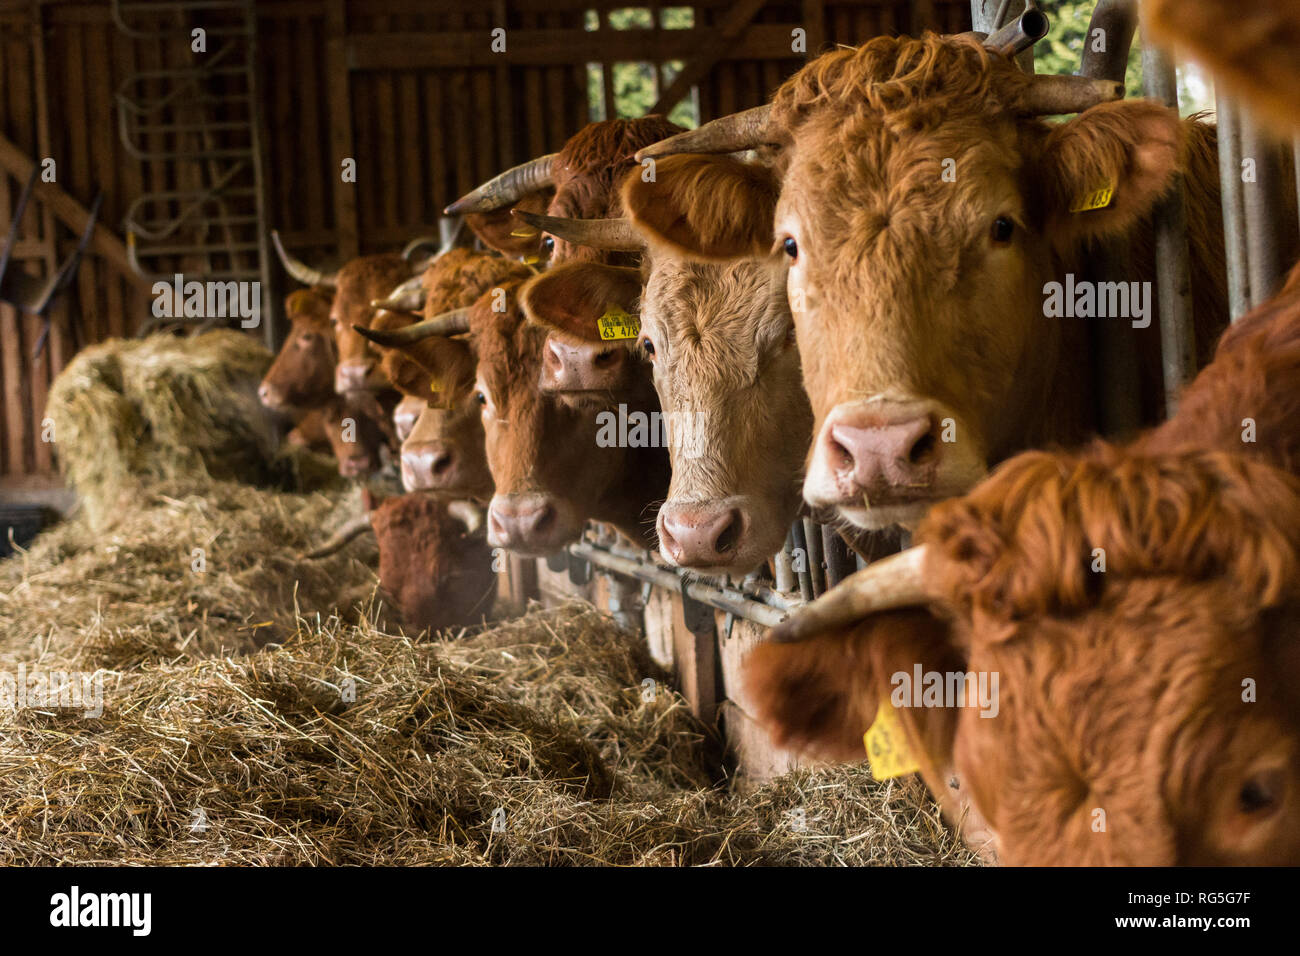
[597,306,640,341]
[523,255,540,265]
[863,699,921,780]
[1070,181,1116,213]
[510,226,539,238]
[429,378,442,394]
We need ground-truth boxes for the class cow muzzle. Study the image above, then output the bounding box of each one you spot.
[335,360,375,394]
[657,497,771,576]
[401,440,458,492]
[487,493,580,555]
[804,398,965,530]
[393,395,423,443]
[539,337,627,398]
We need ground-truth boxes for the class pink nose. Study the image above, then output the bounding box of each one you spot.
[401,442,455,491]
[824,413,938,498]
[488,495,559,551]
[338,452,373,478]
[658,502,744,568]
[335,362,371,393]
[258,381,284,409]
[542,338,625,392]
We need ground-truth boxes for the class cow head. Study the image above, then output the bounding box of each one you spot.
[359,280,663,553]
[636,34,1200,532]
[328,255,417,394]
[747,443,1300,865]
[320,392,392,478]
[259,288,336,411]
[521,163,813,575]
[447,118,685,405]
[365,490,495,634]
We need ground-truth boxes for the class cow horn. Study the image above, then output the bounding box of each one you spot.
[768,546,930,643]
[353,307,472,346]
[512,210,645,252]
[444,154,558,216]
[1018,75,1124,115]
[447,499,484,535]
[635,105,774,161]
[982,6,1050,58]
[371,274,426,313]
[402,234,443,262]
[271,229,337,288]
[301,514,373,559]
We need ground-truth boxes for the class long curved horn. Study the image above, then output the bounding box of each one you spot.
[402,235,442,262]
[1017,75,1124,115]
[447,499,484,535]
[371,274,426,313]
[300,514,373,559]
[444,154,558,216]
[512,210,644,252]
[635,105,774,162]
[768,545,930,643]
[271,229,337,288]
[353,308,472,346]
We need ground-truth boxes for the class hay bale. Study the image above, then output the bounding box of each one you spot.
[45,331,294,529]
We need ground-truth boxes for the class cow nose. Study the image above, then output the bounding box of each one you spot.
[400,442,455,491]
[826,414,938,495]
[335,362,371,393]
[543,338,625,391]
[393,407,419,443]
[658,501,744,568]
[487,494,559,551]
[338,452,373,477]
[258,381,284,409]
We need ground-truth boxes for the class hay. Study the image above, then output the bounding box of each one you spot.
[0,477,980,865]
[43,331,321,530]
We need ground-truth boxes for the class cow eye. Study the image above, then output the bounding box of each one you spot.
[474,390,487,407]
[298,332,317,345]
[782,237,798,259]
[542,236,555,254]
[1238,770,1283,815]
[991,216,1015,244]
[640,337,656,360]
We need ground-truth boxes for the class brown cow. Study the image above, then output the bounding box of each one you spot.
[744,282,1300,865]
[319,391,393,478]
[306,491,495,634]
[259,287,336,411]
[447,117,683,403]
[360,279,670,554]
[518,158,812,575]
[635,33,1236,533]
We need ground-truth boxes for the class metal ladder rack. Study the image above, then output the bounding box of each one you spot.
[111,0,271,343]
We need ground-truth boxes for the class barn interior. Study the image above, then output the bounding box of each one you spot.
[0,0,1297,869]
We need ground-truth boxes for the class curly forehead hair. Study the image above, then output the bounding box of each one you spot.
[770,32,1031,135]
[551,115,685,217]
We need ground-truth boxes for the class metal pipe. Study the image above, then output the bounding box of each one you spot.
[790,520,814,602]
[1078,0,1138,84]
[802,517,826,596]
[569,542,791,628]
[1217,96,1252,320]
[821,526,857,589]
[1240,109,1292,309]
[774,530,795,593]
[971,0,1036,72]
[1142,44,1197,413]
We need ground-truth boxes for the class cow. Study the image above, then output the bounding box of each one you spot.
[633,32,1242,533]
[258,287,336,412]
[743,276,1300,865]
[318,391,393,478]
[369,249,534,493]
[515,155,813,575]
[358,279,670,555]
[305,491,495,634]
[446,117,684,405]
[271,231,417,394]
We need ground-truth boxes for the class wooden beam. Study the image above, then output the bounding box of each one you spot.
[651,0,769,116]
[0,132,151,294]
[346,24,803,71]
[325,0,359,259]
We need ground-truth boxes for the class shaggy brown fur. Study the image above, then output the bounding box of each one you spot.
[746,282,1300,864]
[1146,0,1300,134]
[465,193,553,259]
[366,490,496,634]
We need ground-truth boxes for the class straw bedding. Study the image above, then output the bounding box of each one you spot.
[0,332,979,866]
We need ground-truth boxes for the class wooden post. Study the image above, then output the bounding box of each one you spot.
[325,0,358,259]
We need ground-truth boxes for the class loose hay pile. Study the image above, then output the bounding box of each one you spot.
[43,331,325,530]
[0,479,977,865]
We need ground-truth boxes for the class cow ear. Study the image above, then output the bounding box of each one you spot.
[520,261,642,344]
[1035,100,1185,252]
[744,608,963,770]
[464,192,553,261]
[622,153,779,260]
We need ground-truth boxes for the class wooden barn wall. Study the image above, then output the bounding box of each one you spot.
[0,0,968,487]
